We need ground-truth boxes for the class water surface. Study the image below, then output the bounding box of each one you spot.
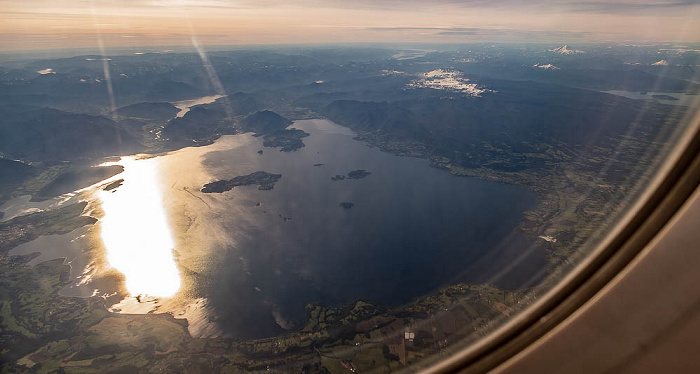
[4,118,545,340]
[153,119,541,338]
[173,95,223,117]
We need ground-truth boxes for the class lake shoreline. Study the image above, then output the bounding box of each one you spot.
[1,115,546,342]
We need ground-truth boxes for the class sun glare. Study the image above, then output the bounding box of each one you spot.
[98,157,181,298]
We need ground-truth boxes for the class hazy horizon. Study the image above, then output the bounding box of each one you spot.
[2,0,699,52]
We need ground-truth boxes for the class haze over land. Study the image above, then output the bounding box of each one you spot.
[1,0,699,51]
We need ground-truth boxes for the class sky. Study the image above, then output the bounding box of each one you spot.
[1,0,699,51]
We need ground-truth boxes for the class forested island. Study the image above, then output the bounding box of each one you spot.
[201,171,282,193]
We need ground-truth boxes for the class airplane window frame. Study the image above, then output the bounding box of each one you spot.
[425,107,700,373]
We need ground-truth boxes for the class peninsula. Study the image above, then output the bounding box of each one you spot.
[201,171,282,193]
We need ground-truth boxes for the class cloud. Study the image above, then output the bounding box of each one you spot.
[366,26,590,41]
[144,0,239,8]
[0,0,697,50]
[438,29,590,41]
[41,0,696,14]
[374,0,698,13]
[565,1,697,14]
[435,31,480,36]
[406,69,491,97]
[260,0,699,14]
[366,27,482,32]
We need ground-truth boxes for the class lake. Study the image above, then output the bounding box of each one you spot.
[152,119,541,338]
[173,95,223,117]
[4,118,545,340]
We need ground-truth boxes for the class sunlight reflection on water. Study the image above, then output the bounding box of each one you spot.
[98,157,181,297]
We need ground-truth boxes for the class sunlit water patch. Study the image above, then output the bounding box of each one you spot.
[173,94,223,117]
[2,119,545,340]
[98,157,181,298]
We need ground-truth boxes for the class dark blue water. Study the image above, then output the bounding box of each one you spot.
[199,119,542,339]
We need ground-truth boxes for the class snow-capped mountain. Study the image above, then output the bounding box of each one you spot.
[533,63,560,70]
[549,45,585,55]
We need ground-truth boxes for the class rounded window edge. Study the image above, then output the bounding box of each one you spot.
[425,105,700,374]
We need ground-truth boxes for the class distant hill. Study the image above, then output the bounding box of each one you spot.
[34,165,124,201]
[0,104,141,161]
[116,102,179,121]
[145,81,209,102]
[161,106,233,142]
[189,92,263,118]
[321,81,675,170]
[0,158,35,203]
[228,92,263,115]
[0,158,35,186]
[240,110,292,135]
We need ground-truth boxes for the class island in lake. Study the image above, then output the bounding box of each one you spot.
[348,169,371,179]
[331,169,372,182]
[201,171,282,193]
[262,129,310,152]
[339,202,354,209]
